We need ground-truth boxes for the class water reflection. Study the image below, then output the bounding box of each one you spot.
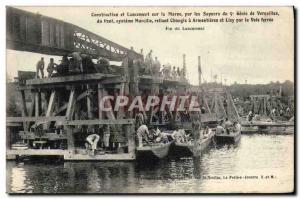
[7,135,294,193]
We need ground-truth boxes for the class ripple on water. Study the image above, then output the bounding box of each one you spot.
[7,134,294,193]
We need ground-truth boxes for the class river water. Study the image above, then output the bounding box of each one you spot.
[6,134,294,194]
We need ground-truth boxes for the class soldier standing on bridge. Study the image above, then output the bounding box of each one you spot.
[47,58,58,77]
[36,57,45,78]
[145,50,153,74]
[153,57,161,76]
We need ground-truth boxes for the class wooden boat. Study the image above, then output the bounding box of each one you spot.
[215,125,241,144]
[11,142,29,150]
[136,141,173,160]
[170,128,215,157]
[241,120,294,135]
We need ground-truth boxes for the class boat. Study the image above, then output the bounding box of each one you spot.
[170,128,215,157]
[214,124,241,144]
[136,141,173,160]
[241,119,294,135]
[11,142,29,150]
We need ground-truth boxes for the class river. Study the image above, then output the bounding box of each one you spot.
[6,134,294,194]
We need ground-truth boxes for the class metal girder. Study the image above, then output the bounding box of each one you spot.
[6,6,143,61]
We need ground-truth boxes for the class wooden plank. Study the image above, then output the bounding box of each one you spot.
[43,90,56,129]
[7,149,67,156]
[66,127,75,155]
[101,76,126,84]
[6,122,23,127]
[98,83,103,120]
[64,153,135,160]
[7,116,66,123]
[65,89,76,120]
[64,119,134,126]
[6,127,11,150]
[241,122,294,127]
[125,123,136,159]
[26,73,116,85]
[20,90,28,130]
[35,92,39,117]
[86,85,93,119]
[20,90,28,116]
[19,131,67,140]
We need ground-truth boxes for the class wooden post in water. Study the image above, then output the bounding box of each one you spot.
[98,83,103,120]
[65,88,76,156]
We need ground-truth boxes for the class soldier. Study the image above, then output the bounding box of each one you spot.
[69,52,83,74]
[136,124,150,147]
[145,50,153,74]
[153,57,161,76]
[247,111,254,122]
[47,58,58,77]
[85,133,100,155]
[97,57,110,73]
[36,57,45,78]
[56,55,69,76]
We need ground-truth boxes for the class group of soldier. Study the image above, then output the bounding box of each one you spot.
[36,49,186,82]
[135,112,193,147]
[246,106,293,122]
[35,52,111,78]
[140,49,186,80]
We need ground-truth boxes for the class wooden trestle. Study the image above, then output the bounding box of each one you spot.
[7,56,193,160]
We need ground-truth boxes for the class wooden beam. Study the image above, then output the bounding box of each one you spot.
[35,92,40,117]
[20,90,28,116]
[64,119,134,126]
[125,123,136,159]
[20,90,28,130]
[86,85,93,119]
[101,76,126,84]
[98,83,103,120]
[65,89,76,120]
[7,116,66,123]
[19,131,67,140]
[43,90,56,129]
[7,149,67,156]
[64,153,135,160]
[26,73,117,85]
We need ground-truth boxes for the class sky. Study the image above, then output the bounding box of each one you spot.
[6,6,294,85]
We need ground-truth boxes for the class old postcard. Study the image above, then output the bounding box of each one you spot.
[6,6,294,194]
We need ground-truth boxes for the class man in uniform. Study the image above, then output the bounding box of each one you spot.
[136,124,150,147]
[36,57,45,78]
[145,50,153,74]
[47,58,58,77]
[247,111,254,122]
[153,57,161,76]
[85,134,100,155]
[224,118,233,134]
[69,52,83,74]
[154,128,170,143]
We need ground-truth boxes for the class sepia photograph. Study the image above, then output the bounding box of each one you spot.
[5,6,295,194]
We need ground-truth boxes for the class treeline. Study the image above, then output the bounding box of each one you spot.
[227,80,294,99]
[200,80,294,99]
